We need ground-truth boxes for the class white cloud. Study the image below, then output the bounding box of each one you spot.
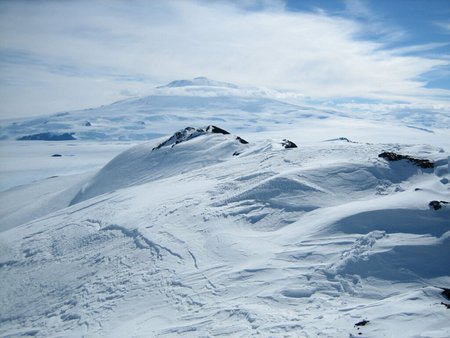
[343,0,372,19]
[436,21,450,34]
[0,0,449,118]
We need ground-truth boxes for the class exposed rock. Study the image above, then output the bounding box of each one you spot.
[441,288,450,309]
[429,200,449,210]
[51,154,62,157]
[84,121,92,126]
[18,132,76,141]
[152,126,248,150]
[378,152,434,169]
[236,136,249,144]
[281,139,297,149]
[355,320,369,327]
[206,125,230,135]
[441,288,450,300]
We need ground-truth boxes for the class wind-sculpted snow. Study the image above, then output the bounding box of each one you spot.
[0,125,449,337]
[70,127,249,205]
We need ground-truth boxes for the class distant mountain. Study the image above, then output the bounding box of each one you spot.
[158,76,239,89]
[0,78,326,141]
[1,77,448,142]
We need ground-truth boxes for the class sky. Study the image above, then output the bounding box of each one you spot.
[0,0,449,118]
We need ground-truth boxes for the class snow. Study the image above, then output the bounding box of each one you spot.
[0,79,450,337]
[1,77,448,142]
[0,141,134,192]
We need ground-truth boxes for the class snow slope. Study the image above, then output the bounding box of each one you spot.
[1,121,449,337]
[0,78,317,141]
[0,141,135,192]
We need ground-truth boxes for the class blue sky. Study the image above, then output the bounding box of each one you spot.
[0,0,449,118]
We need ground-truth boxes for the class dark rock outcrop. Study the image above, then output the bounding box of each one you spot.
[378,152,434,169]
[152,126,248,150]
[236,136,249,144]
[281,139,297,149]
[429,200,449,210]
[355,320,369,327]
[18,132,76,141]
[51,154,62,157]
[441,288,450,309]
[206,125,230,135]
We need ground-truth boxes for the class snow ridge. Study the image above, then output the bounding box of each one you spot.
[70,126,249,205]
[1,122,449,337]
[152,125,247,150]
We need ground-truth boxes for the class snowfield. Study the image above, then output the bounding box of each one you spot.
[0,79,449,337]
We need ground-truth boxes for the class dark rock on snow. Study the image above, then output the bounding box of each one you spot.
[236,136,248,144]
[428,200,449,210]
[441,288,450,309]
[51,154,62,157]
[355,320,370,327]
[378,152,434,169]
[441,288,450,300]
[206,125,230,135]
[18,132,76,141]
[281,139,297,149]
[152,126,248,150]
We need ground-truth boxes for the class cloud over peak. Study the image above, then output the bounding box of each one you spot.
[0,0,448,117]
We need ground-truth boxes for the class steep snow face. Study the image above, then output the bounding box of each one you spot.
[1,123,449,337]
[70,126,249,204]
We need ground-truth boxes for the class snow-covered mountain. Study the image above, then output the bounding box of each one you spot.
[158,76,239,89]
[0,78,449,337]
[70,126,250,205]
[0,78,318,141]
[1,77,448,142]
[1,119,449,337]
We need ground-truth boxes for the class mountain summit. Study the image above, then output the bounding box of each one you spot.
[159,77,239,89]
[70,125,250,204]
